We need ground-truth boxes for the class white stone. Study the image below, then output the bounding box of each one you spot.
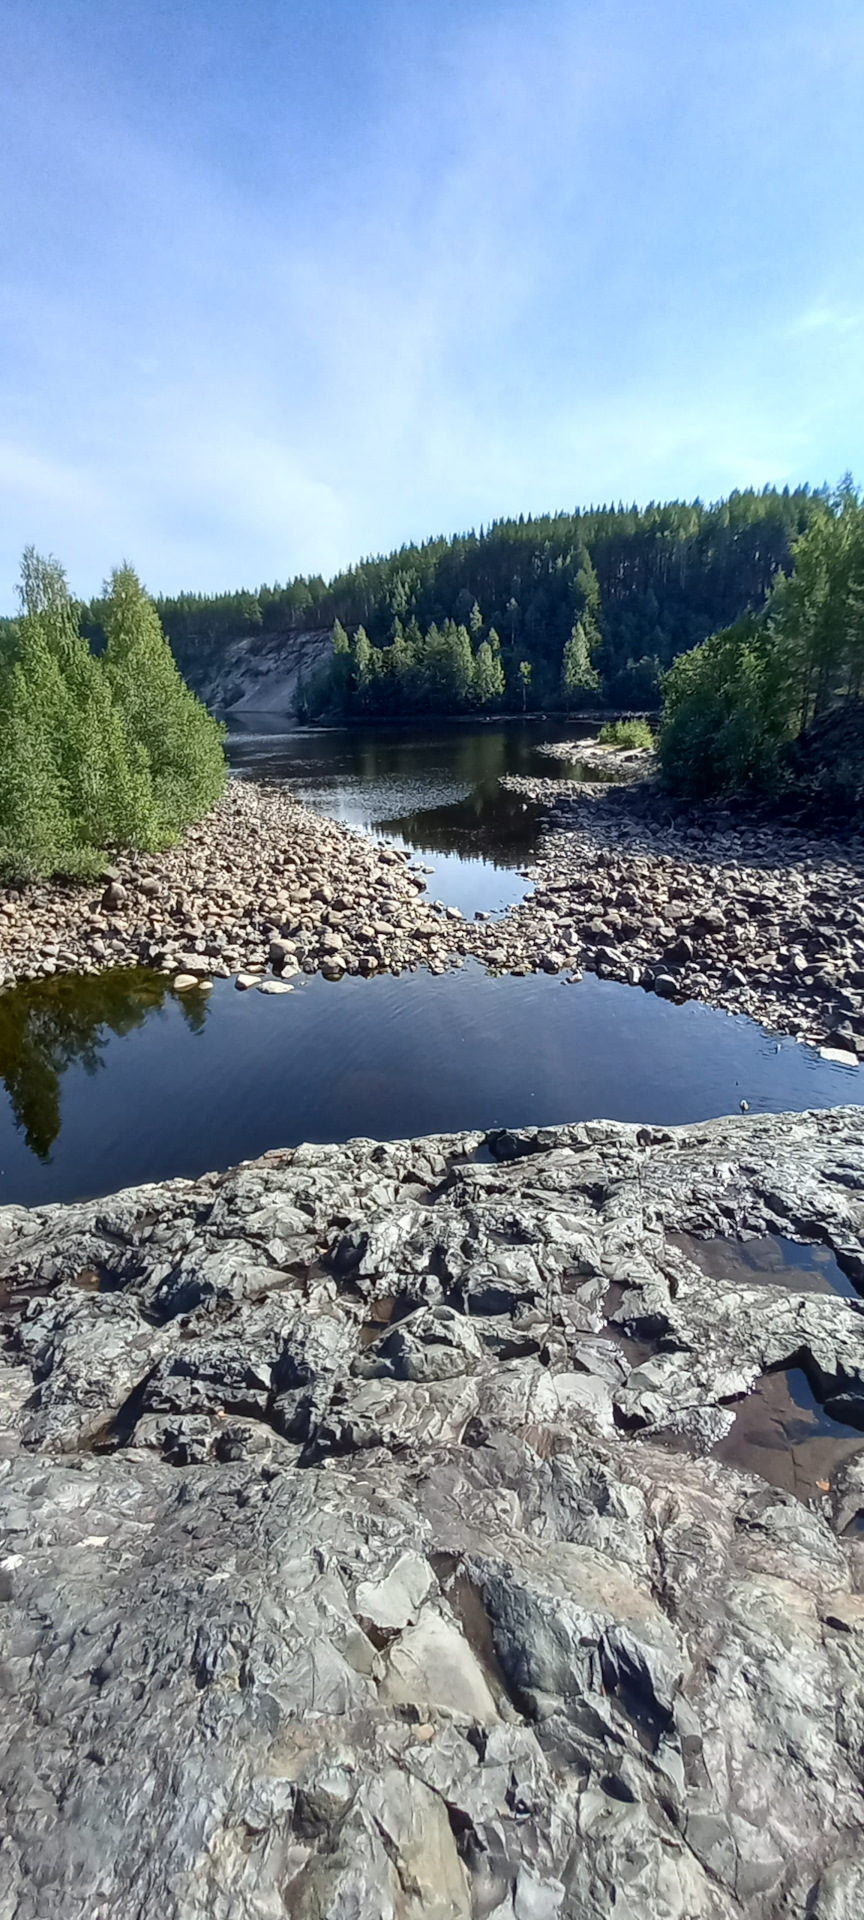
[355,1552,435,1635]
[380,1608,499,1722]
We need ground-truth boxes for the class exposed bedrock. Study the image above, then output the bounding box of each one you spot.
[1,1108,863,1917]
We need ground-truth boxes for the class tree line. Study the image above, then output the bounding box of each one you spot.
[301,558,603,720]
[61,486,817,711]
[0,552,226,881]
[657,481,864,804]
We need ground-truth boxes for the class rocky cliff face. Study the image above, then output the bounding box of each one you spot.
[186,625,334,716]
[1,1109,863,1918]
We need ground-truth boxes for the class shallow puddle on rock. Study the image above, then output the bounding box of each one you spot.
[670,1231,858,1299]
[712,1366,864,1503]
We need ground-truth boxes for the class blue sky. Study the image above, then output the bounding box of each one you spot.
[1,0,863,609]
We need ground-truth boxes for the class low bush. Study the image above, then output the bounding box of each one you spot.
[597,718,654,750]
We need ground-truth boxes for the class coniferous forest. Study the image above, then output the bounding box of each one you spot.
[116,487,819,713]
[1,481,862,882]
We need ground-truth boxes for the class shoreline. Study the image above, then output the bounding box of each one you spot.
[1,771,863,1059]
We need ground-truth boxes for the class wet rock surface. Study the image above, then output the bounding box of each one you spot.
[1,1108,863,1917]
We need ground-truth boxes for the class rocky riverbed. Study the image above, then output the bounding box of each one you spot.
[1,771,863,1060]
[537,736,654,780]
[0,781,460,991]
[495,772,864,1057]
[1,1107,863,1917]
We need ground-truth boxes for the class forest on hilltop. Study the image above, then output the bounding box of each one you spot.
[75,487,818,713]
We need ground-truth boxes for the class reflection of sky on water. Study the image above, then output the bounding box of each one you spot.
[225,719,586,914]
[1,963,860,1209]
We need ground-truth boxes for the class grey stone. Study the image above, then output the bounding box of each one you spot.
[0,1109,863,1916]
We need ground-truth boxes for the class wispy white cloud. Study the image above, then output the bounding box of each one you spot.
[787,306,864,337]
[1,0,863,606]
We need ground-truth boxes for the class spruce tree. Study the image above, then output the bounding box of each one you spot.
[562,621,600,705]
[102,564,226,843]
[473,639,505,705]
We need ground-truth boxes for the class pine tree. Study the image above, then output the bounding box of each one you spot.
[562,621,600,705]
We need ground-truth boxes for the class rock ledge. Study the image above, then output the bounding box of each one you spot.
[1,1107,864,1916]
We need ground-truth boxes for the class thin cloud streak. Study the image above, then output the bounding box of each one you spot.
[0,0,862,606]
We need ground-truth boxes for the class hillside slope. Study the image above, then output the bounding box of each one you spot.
[180,624,334,716]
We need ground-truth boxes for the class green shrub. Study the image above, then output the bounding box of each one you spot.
[0,550,226,882]
[657,617,795,797]
[597,718,654,750]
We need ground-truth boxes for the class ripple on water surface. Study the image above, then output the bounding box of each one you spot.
[0,963,860,1208]
[225,718,590,916]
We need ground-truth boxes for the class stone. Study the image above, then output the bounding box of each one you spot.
[172,972,206,991]
[2,1066,864,1909]
[808,1859,864,1920]
[355,1551,436,1636]
[379,1609,500,1723]
[256,978,295,994]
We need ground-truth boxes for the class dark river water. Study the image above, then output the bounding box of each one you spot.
[226,717,598,914]
[0,721,860,1208]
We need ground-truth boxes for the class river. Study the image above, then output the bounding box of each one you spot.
[0,719,860,1207]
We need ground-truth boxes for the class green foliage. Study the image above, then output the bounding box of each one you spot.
[766,481,864,725]
[597,719,654,749]
[658,484,864,798]
[0,551,226,881]
[658,618,798,797]
[473,633,506,705]
[562,621,600,703]
[113,488,817,713]
[308,611,507,718]
[102,565,227,842]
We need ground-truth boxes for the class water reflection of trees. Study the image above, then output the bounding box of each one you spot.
[378,788,543,864]
[0,971,208,1161]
